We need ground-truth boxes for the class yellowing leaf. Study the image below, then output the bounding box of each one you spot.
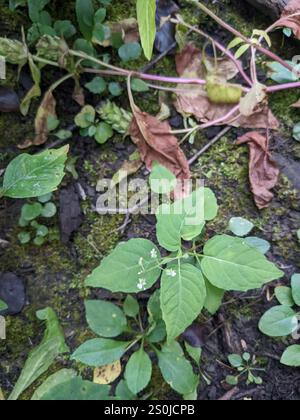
[93,361,122,385]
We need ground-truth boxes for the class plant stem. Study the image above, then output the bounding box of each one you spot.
[187,0,300,77]
[267,81,300,93]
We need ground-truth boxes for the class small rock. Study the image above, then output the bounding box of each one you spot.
[0,273,26,316]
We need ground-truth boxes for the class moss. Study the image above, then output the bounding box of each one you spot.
[269,89,300,128]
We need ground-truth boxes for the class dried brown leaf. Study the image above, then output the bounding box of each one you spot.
[129,107,191,198]
[72,78,85,107]
[237,131,280,209]
[275,0,300,40]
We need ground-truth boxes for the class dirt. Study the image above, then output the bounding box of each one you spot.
[0,0,300,401]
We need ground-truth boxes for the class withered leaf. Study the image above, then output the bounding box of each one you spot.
[93,361,122,385]
[72,77,85,107]
[174,44,279,130]
[237,131,280,209]
[129,107,191,197]
[112,152,143,186]
[18,90,57,149]
[275,0,300,40]
[0,87,19,112]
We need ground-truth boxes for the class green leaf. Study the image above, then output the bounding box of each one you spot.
[228,354,243,368]
[156,187,218,251]
[136,0,156,60]
[115,380,136,400]
[234,43,250,59]
[226,375,239,386]
[40,377,111,400]
[123,296,139,318]
[275,287,294,307]
[228,217,254,237]
[147,288,162,322]
[125,347,152,394]
[245,236,270,254]
[147,319,166,343]
[21,203,43,221]
[75,105,95,128]
[201,235,284,292]
[1,146,69,199]
[85,77,107,94]
[293,123,300,142]
[150,162,176,194]
[185,343,202,364]
[36,225,49,237]
[8,308,69,401]
[281,345,300,367]
[28,0,50,23]
[204,278,225,315]
[54,20,76,38]
[85,239,161,293]
[259,306,298,337]
[18,232,31,244]
[76,0,95,40]
[85,300,127,338]
[31,369,77,400]
[131,78,149,92]
[0,299,8,311]
[291,274,300,306]
[71,338,130,367]
[41,202,57,218]
[38,193,52,203]
[267,61,300,84]
[94,122,113,144]
[158,344,198,395]
[108,82,123,97]
[118,42,142,62]
[161,263,206,342]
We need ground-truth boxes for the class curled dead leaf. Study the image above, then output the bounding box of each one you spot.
[72,78,85,107]
[237,131,280,209]
[18,90,57,149]
[275,0,300,40]
[129,107,191,198]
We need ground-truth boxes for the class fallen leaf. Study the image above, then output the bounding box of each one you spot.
[275,0,300,40]
[237,131,280,209]
[72,77,85,106]
[0,87,19,112]
[292,98,300,108]
[93,361,122,385]
[112,152,143,186]
[18,90,57,149]
[174,44,279,130]
[129,106,191,198]
[239,82,267,117]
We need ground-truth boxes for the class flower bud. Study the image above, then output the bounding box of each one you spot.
[0,37,27,65]
[36,35,70,68]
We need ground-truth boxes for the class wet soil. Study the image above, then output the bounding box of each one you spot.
[0,0,300,401]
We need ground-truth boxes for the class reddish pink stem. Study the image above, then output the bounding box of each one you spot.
[267,81,300,93]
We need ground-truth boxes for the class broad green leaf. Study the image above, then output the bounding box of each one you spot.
[291,274,300,306]
[1,146,69,199]
[31,369,77,400]
[161,263,206,342]
[267,61,300,84]
[21,203,43,221]
[147,319,166,343]
[201,235,284,292]
[85,300,127,338]
[125,347,152,394]
[131,78,149,92]
[118,42,142,62]
[75,105,95,128]
[28,0,50,23]
[228,354,243,368]
[185,343,202,365]
[259,306,298,337]
[204,278,225,315]
[41,377,111,400]
[94,122,113,144]
[108,82,123,97]
[293,123,300,142]
[41,202,57,218]
[147,288,162,322]
[156,187,218,251]
[275,287,294,307]
[150,162,176,194]
[0,299,7,311]
[123,296,139,318]
[245,237,270,254]
[158,345,198,395]
[85,239,161,293]
[136,0,156,60]
[71,338,130,367]
[76,0,95,40]
[281,345,300,367]
[228,217,254,237]
[54,20,76,38]
[8,308,69,401]
[85,77,107,94]
[115,380,136,400]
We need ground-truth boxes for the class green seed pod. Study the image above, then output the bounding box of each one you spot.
[97,100,133,134]
[36,35,70,68]
[0,37,28,66]
[206,77,242,105]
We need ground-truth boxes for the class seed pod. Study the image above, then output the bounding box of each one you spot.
[36,35,70,68]
[0,37,27,66]
[206,76,243,105]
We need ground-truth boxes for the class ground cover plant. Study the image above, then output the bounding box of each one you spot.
[0,0,300,401]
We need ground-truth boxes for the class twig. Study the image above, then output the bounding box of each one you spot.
[232,388,259,400]
[188,126,232,165]
[218,387,240,401]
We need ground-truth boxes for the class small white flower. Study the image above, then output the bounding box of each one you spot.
[137,278,147,290]
[150,248,158,259]
[166,269,177,278]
